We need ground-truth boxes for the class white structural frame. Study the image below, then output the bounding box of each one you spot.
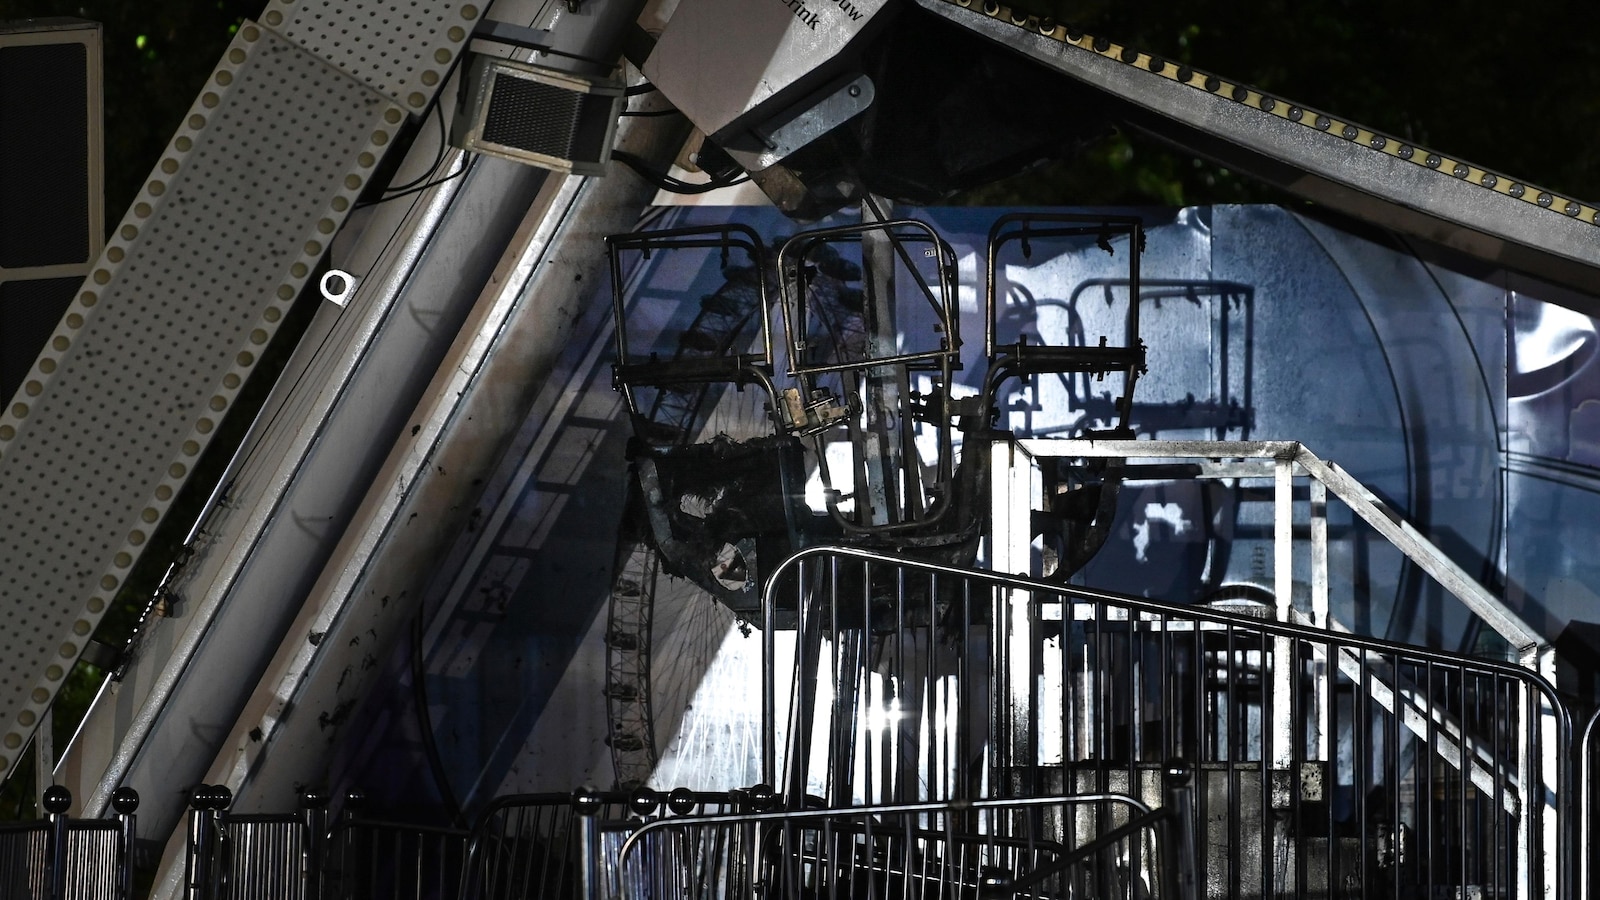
[990,437,1560,900]
[992,439,1546,664]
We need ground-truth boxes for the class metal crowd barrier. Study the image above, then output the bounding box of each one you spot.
[613,775,1198,900]
[184,784,307,900]
[183,785,471,900]
[176,779,1195,900]
[0,785,139,900]
[1582,707,1600,900]
[457,788,749,900]
[322,802,467,900]
[182,785,760,900]
[763,546,1571,900]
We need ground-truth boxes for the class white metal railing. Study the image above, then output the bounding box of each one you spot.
[992,439,1563,900]
[998,439,1547,664]
[1581,707,1600,900]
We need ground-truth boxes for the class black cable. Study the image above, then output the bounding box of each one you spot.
[625,81,658,96]
[355,162,470,209]
[373,38,479,198]
[610,149,749,194]
[545,45,616,67]
[412,611,467,828]
[619,107,684,118]
[382,100,450,194]
[610,150,692,187]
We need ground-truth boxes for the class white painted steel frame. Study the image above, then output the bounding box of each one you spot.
[1012,439,1546,661]
[137,37,677,900]
[996,437,1557,900]
[44,3,663,882]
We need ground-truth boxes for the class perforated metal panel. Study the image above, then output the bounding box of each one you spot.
[0,21,405,776]
[260,0,485,113]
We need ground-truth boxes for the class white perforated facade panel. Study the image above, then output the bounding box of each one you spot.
[261,0,484,112]
[0,22,407,775]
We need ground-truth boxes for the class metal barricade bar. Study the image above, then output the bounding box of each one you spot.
[615,788,1196,900]
[0,818,49,900]
[182,784,479,900]
[0,784,138,900]
[763,546,1571,900]
[458,788,750,900]
[1581,707,1600,900]
[322,805,468,900]
[183,784,316,900]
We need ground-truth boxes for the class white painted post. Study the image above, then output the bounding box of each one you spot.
[1271,458,1295,770]
[1310,478,1330,761]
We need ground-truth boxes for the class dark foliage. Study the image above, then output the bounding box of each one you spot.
[960,0,1600,206]
[0,0,266,223]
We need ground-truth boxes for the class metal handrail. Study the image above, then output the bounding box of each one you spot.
[762,543,1572,900]
[761,543,1568,774]
[984,213,1148,438]
[1581,706,1600,900]
[457,789,748,900]
[616,789,1197,900]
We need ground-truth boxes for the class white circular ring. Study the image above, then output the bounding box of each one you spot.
[320,269,356,307]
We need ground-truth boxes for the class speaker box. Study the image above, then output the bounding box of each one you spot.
[451,55,623,176]
[0,18,103,404]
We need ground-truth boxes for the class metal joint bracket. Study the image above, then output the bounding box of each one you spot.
[746,73,875,170]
